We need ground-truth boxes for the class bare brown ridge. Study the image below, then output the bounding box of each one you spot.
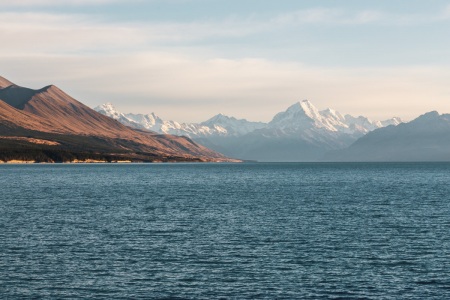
[0,76,235,161]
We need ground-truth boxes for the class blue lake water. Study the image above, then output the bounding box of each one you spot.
[1,163,450,299]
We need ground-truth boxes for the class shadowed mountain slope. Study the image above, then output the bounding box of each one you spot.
[0,100,56,133]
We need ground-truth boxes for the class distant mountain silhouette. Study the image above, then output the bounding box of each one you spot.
[0,76,230,162]
[325,111,450,161]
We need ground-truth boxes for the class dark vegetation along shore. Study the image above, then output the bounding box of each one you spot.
[0,135,205,163]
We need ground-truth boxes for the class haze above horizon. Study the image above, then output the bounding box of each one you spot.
[1,0,450,123]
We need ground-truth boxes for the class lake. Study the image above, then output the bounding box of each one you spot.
[1,163,450,299]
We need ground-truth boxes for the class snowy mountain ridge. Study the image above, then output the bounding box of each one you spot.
[269,100,401,135]
[94,100,402,162]
[95,103,266,137]
[95,100,401,138]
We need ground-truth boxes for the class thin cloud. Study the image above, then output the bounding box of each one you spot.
[1,6,450,122]
[269,7,450,27]
[0,0,126,6]
[2,53,449,122]
[2,6,448,57]
[0,13,146,55]
[440,4,450,19]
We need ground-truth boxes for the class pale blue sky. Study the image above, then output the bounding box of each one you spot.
[1,0,450,122]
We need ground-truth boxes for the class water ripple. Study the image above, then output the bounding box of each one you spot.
[1,163,450,299]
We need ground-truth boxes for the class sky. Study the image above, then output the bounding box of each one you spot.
[1,0,450,122]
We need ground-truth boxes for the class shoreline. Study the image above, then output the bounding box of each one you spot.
[0,159,241,164]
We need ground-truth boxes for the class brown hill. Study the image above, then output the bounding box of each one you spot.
[0,76,234,162]
[0,100,56,133]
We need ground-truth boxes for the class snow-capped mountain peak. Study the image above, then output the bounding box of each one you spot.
[201,113,265,136]
[270,100,343,132]
[320,108,345,122]
[299,100,323,120]
[381,117,403,127]
[126,112,164,128]
[95,102,121,118]
[268,101,404,136]
[282,100,321,120]
[202,113,236,125]
[94,103,145,129]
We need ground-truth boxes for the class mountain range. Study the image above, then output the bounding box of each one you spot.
[325,111,450,161]
[3,74,449,163]
[0,76,232,163]
[96,101,402,161]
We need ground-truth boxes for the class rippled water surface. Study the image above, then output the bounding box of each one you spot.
[1,163,450,299]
